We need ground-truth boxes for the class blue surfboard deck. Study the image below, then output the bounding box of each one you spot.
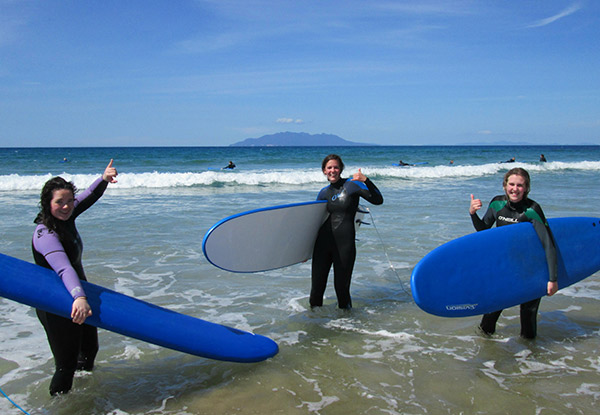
[411,217,600,317]
[203,200,330,273]
[0,253,278,363]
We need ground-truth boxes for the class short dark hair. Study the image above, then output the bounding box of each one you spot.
[321,154,344,173]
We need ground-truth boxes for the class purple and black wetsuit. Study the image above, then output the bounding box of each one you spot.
[310,177,383,309]
[32,177,107,395]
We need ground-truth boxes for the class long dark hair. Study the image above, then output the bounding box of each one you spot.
[34,177,77,234]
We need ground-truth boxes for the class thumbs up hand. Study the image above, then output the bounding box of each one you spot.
[469,194,482,215]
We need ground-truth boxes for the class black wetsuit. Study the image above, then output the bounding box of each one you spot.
[32,178,107,395]
[310,178,383,309]
[470,195,557,339]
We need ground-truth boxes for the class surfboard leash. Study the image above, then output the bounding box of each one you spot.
[0,385,32,415]
[359,207,411,296]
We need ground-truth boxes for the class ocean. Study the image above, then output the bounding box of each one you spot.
[0,145,599,415]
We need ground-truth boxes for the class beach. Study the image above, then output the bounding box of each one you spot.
[1,145,599,415]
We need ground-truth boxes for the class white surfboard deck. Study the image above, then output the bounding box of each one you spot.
[203,201,367,273]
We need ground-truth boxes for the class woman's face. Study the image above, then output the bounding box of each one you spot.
[504,174,526,203]
[323,159,342,183]
[50,189,75,221]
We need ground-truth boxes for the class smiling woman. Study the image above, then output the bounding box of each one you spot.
[31,160,118,396]
[49,187,76,222]
[310,153,383,309]
[469,167,558,339]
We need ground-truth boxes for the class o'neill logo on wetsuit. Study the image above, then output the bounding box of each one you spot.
[446,303,478,311]
[498,215,519,224]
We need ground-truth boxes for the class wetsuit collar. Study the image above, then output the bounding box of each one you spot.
[330,177,346,188]
[506,197,527,211]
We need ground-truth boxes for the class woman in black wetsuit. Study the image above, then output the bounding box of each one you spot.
[310,154,383,309]
[470,167,557,339]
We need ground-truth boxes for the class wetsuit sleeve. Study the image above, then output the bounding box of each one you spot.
[470,203,496,232]
[32,226,86,299]
[72,176,108,218]
[316,186,329,201]
[362,178,383,205]
[349,178,383,205]
[526,202,558,282]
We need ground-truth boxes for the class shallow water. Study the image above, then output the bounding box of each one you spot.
[1,145,599,414]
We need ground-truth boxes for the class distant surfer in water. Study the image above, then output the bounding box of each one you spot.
[397,160,411,166]
[469,167,557,339]
[540,154,547,162]
[223,161,236,169]
[32,159,118,395]
[310,154,383,309]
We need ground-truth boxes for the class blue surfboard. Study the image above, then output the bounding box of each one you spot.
[411,217,600,317]
[0,253,278,363]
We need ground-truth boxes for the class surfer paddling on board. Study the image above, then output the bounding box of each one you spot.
[310,154,383,309]
[469,167,558,339]
[32,159,118,395]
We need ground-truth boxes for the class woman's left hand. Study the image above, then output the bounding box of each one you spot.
[547,281,558,296]
[352,168,367,182]
[103,159,118,183]
[71,297,93,325]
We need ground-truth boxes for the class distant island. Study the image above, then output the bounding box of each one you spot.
[230,132,369,147]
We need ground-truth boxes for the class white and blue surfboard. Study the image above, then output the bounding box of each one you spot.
[202,200,368,273]
[411,217,600,317]
[203,201,329,273]
[0,253,278,363]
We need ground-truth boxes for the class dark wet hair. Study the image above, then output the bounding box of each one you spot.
[503,167,530,198]
[34,177,77,233]
[321,154,344,173]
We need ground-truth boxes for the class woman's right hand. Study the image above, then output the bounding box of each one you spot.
[103,159,118,183]
[71,297,92,325]
[469,194,482,215]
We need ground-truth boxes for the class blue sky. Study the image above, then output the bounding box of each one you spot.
[1,0,598,146]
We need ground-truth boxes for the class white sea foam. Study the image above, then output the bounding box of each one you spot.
[558,279,600,299]
[1,161,599,191]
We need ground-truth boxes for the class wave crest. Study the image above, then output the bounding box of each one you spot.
[1,161,598,191]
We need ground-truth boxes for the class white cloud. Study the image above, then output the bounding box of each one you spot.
[526,3,582,28]
[277,118,304,124]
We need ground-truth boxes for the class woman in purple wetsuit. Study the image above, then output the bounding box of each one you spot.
[32,160,118,395]
[310,154,383,309]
